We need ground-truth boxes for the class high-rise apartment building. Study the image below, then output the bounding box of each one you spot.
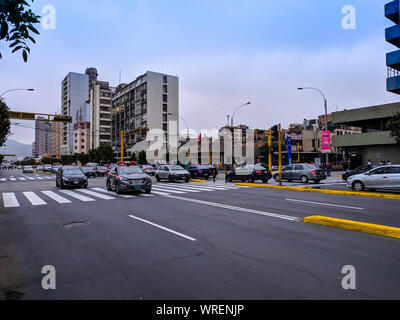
[49,121,61,158]
[86,68,113,149]
[60,72,90,155]
[33,117,51,158]
[73,122,91,154]
[111,71,179,159]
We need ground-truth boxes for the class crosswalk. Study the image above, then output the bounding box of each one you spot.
[0,183,249,209]
[0,175,55,183]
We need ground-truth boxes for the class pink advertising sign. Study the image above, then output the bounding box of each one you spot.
[322,131,331,154]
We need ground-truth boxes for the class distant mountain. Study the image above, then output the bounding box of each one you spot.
[0,139,32,160]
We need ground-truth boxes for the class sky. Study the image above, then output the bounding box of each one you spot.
[0,0,399,145]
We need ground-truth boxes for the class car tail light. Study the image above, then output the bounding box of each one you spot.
[198,170,202,173]
[311,170,316,174]
[256,170,263,174]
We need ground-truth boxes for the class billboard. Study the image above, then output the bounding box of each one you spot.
[322,131,331,154]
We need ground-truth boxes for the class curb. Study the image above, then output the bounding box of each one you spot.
[235,183,400,200]
[304,216,400,239]
[190,179,207,183]
[34,171,53,176]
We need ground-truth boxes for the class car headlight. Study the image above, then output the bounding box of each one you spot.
[63,177,70,181]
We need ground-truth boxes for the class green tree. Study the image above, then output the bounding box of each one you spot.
[0,154,4,163]
[138,150,147,165]
[0,99,10,147]
[387,112,400,143]
[0,0,41,62]
[130,152,137,162]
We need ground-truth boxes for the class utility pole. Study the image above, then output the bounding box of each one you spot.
[268,129,272,172]
[278,124,282,186]
[121,130,124,163]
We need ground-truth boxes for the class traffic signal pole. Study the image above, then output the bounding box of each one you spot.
[278,124,282,186]
[121,130,124,163]
[268,129,272,172]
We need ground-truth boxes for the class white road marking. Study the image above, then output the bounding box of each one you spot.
[77,189,116,200]
[0,178,6,182]
[152,186,186,194]
[23,192,47,206]
[163,195,300,222]
[285,199,364,210]
[35,177,45,180]
[26,177,35,180]
[154,184,201,193]
[59,190,95,202]
[41,191,72,204]
[150,190,171,196]
[18,178,27,181]
[128,215,197,242]
[90,188,137,198]
[9,178,16,181]
[2,193,20,208]
[167,184,218,192]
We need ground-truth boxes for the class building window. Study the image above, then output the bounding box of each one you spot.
[163,114,168,122]
[163,104,168,112]
[163,76,167,84]
[163,94,168,103]
[163,123,168,132]
[163,85,168,93]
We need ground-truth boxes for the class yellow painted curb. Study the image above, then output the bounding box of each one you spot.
[304,216,400,239]
[190,179,207,183]
[235,183,400,200]
[34,171,53,176]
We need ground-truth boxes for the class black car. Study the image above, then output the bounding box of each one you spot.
[187,165,212,179]
[56,167,88,189]
[82,166,96,178]
[342,164,376,181]
[107,166,152,194]
[226,165,272,183]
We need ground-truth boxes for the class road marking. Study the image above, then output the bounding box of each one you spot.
[59,190,95,202]
[163,195,300,222]
[285,199,364,210]
[128,215,197,242]
[152,186,186,194]
[154,184,201,193]
[23,192,47,206]
[18,178,27,181]
[26,177,35,180]
[77,189,116,200]
[41,191,72,204]
[35,177,45,180]
[151,190,171,196]
[90,188,137,198]
[2,193,20,208]
[0,178,6,182]
[9,178,16,181]
[158,184,215,192]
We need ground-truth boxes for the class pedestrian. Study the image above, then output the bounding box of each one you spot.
[326,162,332,177]
[387,160,392,165]
[368,159,372,165]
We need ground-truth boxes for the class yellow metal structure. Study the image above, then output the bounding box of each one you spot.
[8,111,72,123]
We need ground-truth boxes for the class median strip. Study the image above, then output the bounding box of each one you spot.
[304,216,400,239]
[235,183,400,200]
[190,179,207,183]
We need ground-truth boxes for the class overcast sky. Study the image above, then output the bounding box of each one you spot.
[0,0,399,145]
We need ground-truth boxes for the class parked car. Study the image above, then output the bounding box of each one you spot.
[226,164,272,183]
[187,165,212,179]
[86,163,99,168]
[36,165,44,171]
[56,166,88,189]
[23,166,34,174]
[140,165,155,176]
[43,164,53,172]
[342,164,376,181]
[52,165,62,174]
[107,166,152,194]
[81,166,96,178]
[347,165,400,191]
[95,166,108,177]
[273,164,327,184]
[155,165,190,182]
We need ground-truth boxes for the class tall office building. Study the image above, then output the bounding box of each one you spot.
[111,71,179,159]
[49,121,61,158]
[60,72,90,155]
[86,68,113,149]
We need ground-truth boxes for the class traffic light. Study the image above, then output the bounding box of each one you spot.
[53,115,72,123]
[271,125,279,141]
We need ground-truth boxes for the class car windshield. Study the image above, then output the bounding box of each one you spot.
[254,165,265,170]
[170,165,185,171]
[304,165,319,170]
[97,167,107,170]
[64,169,83,175]
[120,168,144,174]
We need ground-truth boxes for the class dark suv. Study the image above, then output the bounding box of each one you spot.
[56,167,88,189]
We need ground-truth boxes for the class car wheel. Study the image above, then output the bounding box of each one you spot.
[155,175,161,182]
[185,178,190,183]
[56,179,60,187]
[107,180,112,191]
[60,181,65,189]
[168,175,173,183]
[300,176,309,184]
[83,183,88,189]
[145,188,152,194]
[248,176,255,183]
[352,181,365,192]
[314,180,320,184]
[275,175,281,183]
[262,178,269,184]
[116,183,122,194]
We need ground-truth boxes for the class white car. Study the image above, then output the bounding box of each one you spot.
[347,165,400,191]
[23,166,34,174]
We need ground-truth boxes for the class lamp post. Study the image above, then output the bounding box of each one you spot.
[1,88,34,99]
[297,87,329,164]
[230,102,251,169]
[168,113,189,140]
[231,102,251,127]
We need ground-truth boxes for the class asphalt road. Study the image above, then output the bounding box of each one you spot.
[0,169,399,300]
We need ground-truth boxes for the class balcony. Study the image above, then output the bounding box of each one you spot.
[385,1,399,24]
[332,131,397,147]
[386,50,400,70]
[387,73,400,93]
[386,24,400,47]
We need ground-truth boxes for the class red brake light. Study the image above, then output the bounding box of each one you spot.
[256,170,263,174]
[198,170,202,173]
[311,170,316,174]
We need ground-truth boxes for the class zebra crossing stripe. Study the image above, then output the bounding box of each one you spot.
[77,189,116,200]
[0,178,6,182]
[3,193,19,208]
[166,184,217,192]
[153,184,201,193]
[35,177,45,180]
[90,188,137,198]
[41,191,72,204]
[26,177,35,180]
[150,190,171,196]
[152,186,186,194]
[10,178,16,181]
[23,192,47,206]
[19,178,27,181]
[59,190,95,202]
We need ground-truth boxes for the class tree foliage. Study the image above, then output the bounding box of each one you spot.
[0,99,10,147]
[387,112,400,143]
[88,144,115,164]
[0,0,41,62]
[138,150,147,165]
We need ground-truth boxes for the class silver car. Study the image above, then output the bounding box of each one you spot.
[273,163,327,184]
[155,165,190,183]
[347,165,400,191]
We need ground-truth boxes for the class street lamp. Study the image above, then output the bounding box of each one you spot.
[168,112,190,139]
[231,102,251,127]
[297,87,329,164]
[1,88,35,98]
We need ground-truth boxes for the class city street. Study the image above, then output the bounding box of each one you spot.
[1,169,399,300]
